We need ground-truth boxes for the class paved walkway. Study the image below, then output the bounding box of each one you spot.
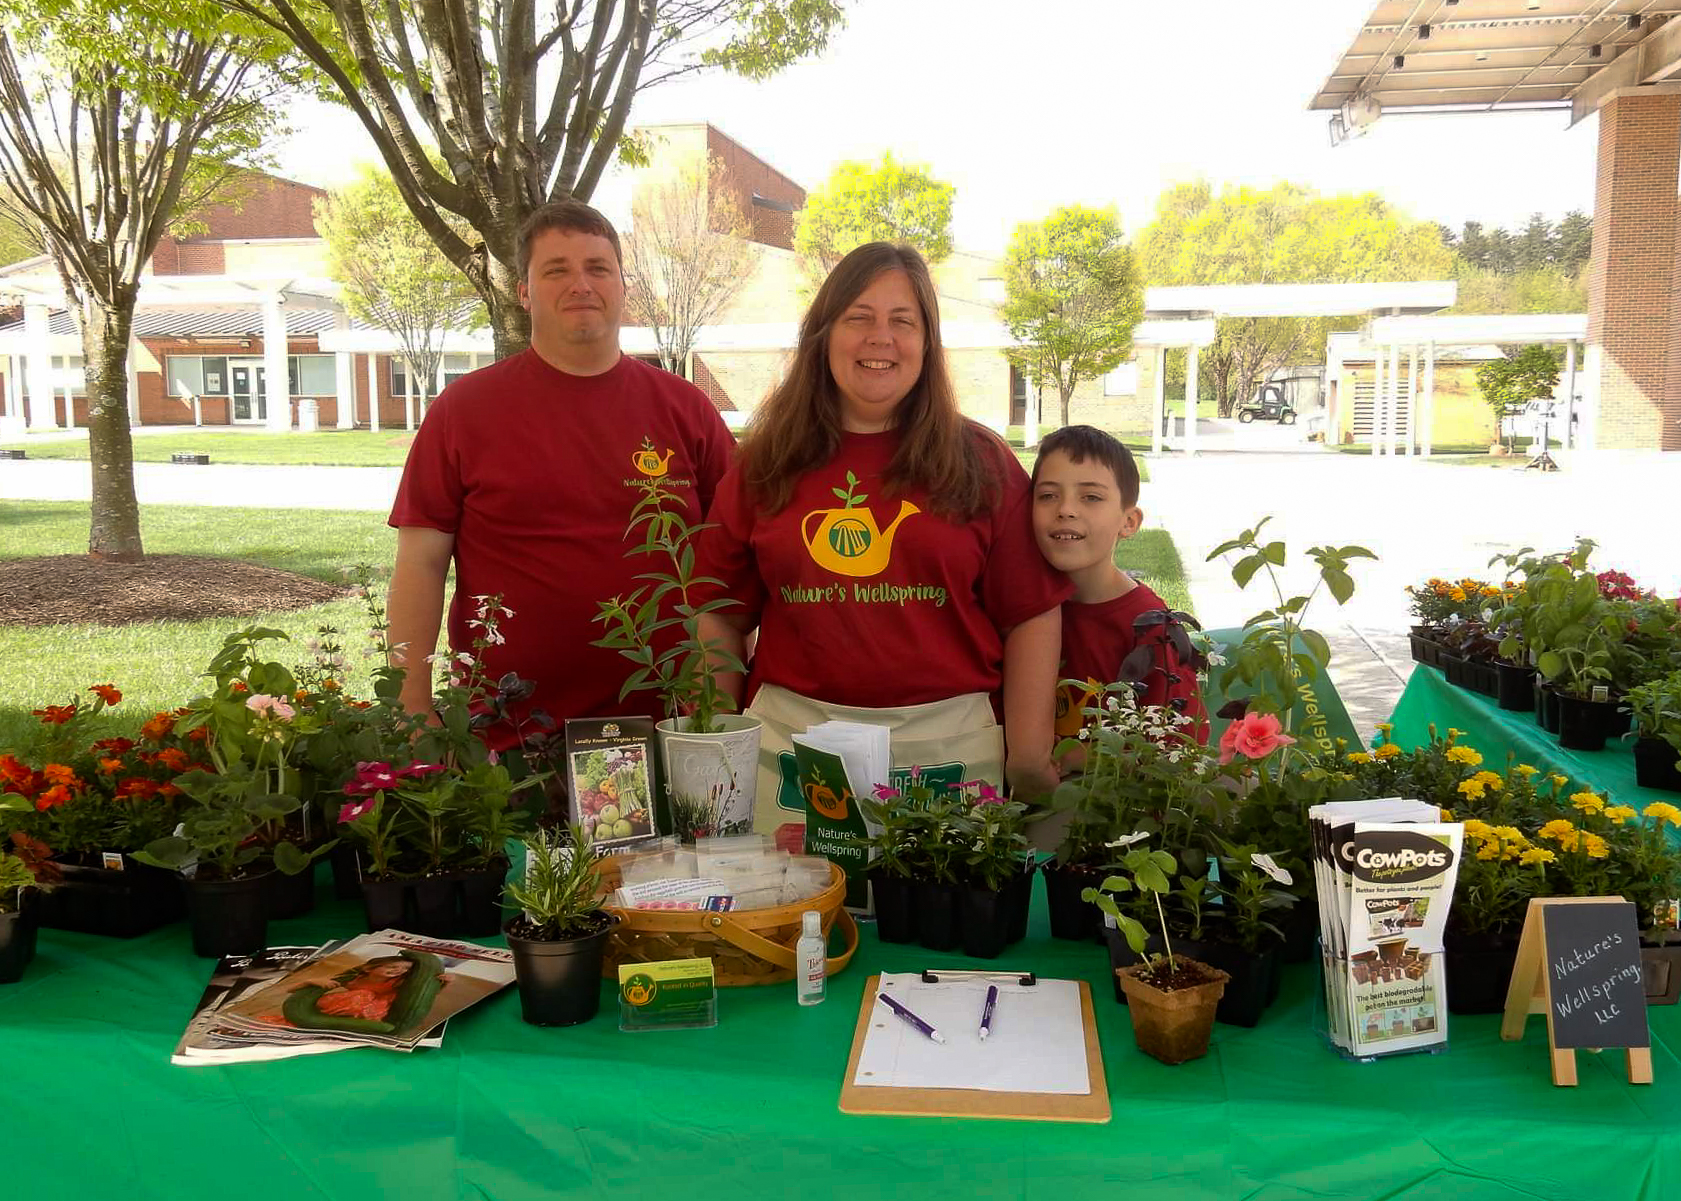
[7,447,1676,733]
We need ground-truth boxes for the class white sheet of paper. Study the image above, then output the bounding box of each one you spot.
[851,973,1090,1095]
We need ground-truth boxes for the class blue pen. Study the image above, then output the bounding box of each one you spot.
[876,990,945,1043]
[979,984,998,1040]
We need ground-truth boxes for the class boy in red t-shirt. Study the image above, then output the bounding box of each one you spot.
[1030,425,1207,748]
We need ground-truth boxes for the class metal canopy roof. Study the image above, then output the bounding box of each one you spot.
[1145,281,1456,319]
[1310,1,1681,130]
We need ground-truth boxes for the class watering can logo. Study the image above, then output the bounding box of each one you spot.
[803,765,852,821]
[800,469,919,578]
[622,973,658,1007]
[630,436,676,477]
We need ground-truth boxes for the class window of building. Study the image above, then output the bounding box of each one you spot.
[634,353,687,380]
[443,353,474,386]
[288,354,336,396]
[164,354,229,397]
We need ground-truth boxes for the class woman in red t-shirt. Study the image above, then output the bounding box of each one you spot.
[695,243,1070,836]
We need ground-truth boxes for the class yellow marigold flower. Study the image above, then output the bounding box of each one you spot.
[1539,819,1576,842]
[1449,588,1467,602]
[1458,779,1487,801]
[1347,752,1372,765]
[1439,807,1455,821]
[1374,743,1401,760]
[1445,745,1482,766]
[1472,770,1503,790]
[1604,805,1637,823]
[1571,792,1605,815]
[1376,722,1394,736]
[1549,774,1569,788]
[1462,818,1493,837]
[1476,843,1499,861]
[1493,825,1526,844]
[1513,764,1538,778]
[1583,833,1610,859]
[1644,802,1681,827]
[1556,830,1582,852]
[1520,848,1556,867]
[1481,585,1501,597]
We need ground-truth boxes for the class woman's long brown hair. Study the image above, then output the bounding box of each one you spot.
[736,242,999,520]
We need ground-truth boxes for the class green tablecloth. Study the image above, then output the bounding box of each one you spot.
[1388,665,1668,809]
[9,881,1681,1201]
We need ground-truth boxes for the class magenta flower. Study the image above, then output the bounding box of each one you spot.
[343,761,399,795]
[394,762,447,781]
[873,784,901,801]
[338,796,377,824]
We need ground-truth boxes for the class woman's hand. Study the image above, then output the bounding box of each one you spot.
[1006,753,1062,803]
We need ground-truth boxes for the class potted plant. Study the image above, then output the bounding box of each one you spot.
[1444,816,1556,1013]
[1625,672,1681,793]
[502,822,618,1026]
[1084,841,1229,1065]
[594,463,759,836]
[860,779,929,945]
[1196,845,1298,1026]
[0,832,58,984]
[1404,577,1459,667]
[0,685,200,937]
[952,782,1032,959]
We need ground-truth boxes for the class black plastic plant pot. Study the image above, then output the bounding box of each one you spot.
[1443,936,1520,1015]
[265,860,318,920]
[412,877,458,934]
[869,873,917,944]
[1044,862,1104,942]
[0,899,40,984]
[1192,941,1276,1028]
[36,856,184,938]
[1495,661,1536,712]
[1556,692,1616,752]
[1534,681,1561,734]
[958,887,1013,960]
[1634,737,1681,793]
[185,872,272,958]
[361,876,409,930]
[459,862,509,938]
[505,914,617,1027]
[330,843,364,901]
[914,880,961,951]
[1006,864,1035,944]
[1281,903,1317,964]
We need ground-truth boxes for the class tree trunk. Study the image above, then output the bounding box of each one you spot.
[1059,381,1074,430]
[81,301,144,562]
[485,253,530,361]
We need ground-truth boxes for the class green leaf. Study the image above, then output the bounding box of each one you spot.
[1323,567,1354,605]
[1232,553,1265,589]
[1299,628,1331,669]
[1261,541,1286,566]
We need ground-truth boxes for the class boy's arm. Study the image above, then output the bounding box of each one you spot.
[1002,606,1062,801]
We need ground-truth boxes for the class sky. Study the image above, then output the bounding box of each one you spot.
[273,0,1601,259]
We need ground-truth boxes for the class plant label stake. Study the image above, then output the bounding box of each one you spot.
[1500,897,1653,1087]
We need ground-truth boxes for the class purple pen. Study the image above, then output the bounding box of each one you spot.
[979,984,997,1040]
[876,990,945,1043]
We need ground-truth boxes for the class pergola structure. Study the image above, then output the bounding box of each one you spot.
[1310,0,1681,453]
[1136,282,1455,454]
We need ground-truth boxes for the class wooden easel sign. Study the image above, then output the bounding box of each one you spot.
[1500,897,1653,1087]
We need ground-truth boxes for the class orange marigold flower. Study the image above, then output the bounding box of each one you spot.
[92,737,136,754]
[32,704,77,725]
[186,727,210,743]
[35,784,72,810]
[0,753,32,788]
[41,763,83,792]
[115,778,161,800]
[230,681,249,693]
[157,783,183,798]
[322,679,341,693]
[98,757,125,774]
[88,684,122,706]
[155,747,189,771]
[140,713,176,741]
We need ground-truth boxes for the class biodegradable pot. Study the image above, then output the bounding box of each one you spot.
[505,913,618,1026]
[265,859,318,920]
[869,873,916,944]
[1495,661,1537,711]
[0,896,41,984]
[1117,958,1230,1065]
[1043,861,1105,942]
[914,880,961,951]
[1634,737,1681,794]
[656,714,762,838]
[36,855,184,938]
[1534,680,1561,735]
[184,872,272,959]
[1556,692,1621,752]
[1104,924,1164,1004]
[1640,942,1681,1006]
[958,886,1014,960]
[1444,933,1520,1015]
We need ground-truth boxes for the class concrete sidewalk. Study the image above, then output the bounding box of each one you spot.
[0,458,400,512]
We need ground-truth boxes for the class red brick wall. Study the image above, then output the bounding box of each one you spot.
[1587,93,1681,451]
[705,127,805,251]
[151,172,326,275]
[691,355,736,411]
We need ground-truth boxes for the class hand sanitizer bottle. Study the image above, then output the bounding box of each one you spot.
[796,910,826,1006]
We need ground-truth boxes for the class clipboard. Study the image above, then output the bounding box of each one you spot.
[838,973,1110,1123]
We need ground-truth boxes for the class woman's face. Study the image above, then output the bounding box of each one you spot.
[369,961,413,981]
[826,268,926,433]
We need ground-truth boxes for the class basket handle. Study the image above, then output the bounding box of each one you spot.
[708,906,860,976]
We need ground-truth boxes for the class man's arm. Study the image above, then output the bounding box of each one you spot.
[1002,605,1063,801]
[387,527,455,719]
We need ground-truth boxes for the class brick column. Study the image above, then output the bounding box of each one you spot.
[1585,93,1681,451]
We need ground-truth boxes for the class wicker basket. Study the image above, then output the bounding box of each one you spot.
[593,855,859,987]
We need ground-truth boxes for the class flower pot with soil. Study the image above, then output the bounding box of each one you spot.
[1555,691,1620,752]
[1625,675,1681,794]
[1118,957,1230,1065]
[1634,738,1681,794]
[502,823,617,1026]
[1443,930,1520,1015]
[1495,661,1536,712]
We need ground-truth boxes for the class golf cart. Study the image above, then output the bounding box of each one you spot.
[1237,383,1297,425]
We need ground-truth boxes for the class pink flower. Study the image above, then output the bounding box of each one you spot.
[344,761,399,795]
[873,784,901,801]
[394,762,447,781]
[338,797,377,824]
[245,694,296,721]
[908,764,921,783]
[1218,713,1296,765]
[960,780,1004,805]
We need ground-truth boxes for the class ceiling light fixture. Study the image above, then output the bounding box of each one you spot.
[1590,43,1602,58]
[1418,23,1430,39]
[1394,54,1405,69]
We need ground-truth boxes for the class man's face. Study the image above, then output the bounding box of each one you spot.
[518,227,625,349]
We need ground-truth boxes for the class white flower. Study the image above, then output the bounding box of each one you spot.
[1105,831,1151,849]
[1251,853,1293,886]
[1207,652,1228,667]
[456,652,476,666]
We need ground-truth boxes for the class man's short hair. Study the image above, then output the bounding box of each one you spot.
[1031,425,1141,508]
[516,200,623,277]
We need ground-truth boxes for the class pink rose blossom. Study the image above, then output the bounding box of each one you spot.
[1218,713,1296,765]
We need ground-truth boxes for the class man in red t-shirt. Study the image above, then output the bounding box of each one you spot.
[1030,426,1207,748]
[386,201,733,745]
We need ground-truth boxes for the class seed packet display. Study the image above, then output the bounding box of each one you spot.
[565,718,660,850]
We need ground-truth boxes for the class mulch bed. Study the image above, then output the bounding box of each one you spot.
[0,555,352,627]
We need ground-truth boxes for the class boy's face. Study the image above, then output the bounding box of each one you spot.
[1031,449,1142,578]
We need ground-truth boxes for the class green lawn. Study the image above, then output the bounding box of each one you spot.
[1,501,401,749]
[1333,436,1557,458]
[0,429,416,467]
[1011,447,1151,484]
[1117,528,1192,617]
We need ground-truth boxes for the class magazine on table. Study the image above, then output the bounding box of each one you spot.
[200,931,515,1056]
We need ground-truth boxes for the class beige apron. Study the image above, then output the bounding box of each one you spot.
[745,683,1005,836]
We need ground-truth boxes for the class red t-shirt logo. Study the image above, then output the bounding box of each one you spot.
[800,468,920,579]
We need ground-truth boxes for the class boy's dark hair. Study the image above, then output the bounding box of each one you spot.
[1031,425,1141,508]
[516,199,623,277]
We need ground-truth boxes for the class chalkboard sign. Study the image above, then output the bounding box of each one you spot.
[1541,900,1649,1050]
